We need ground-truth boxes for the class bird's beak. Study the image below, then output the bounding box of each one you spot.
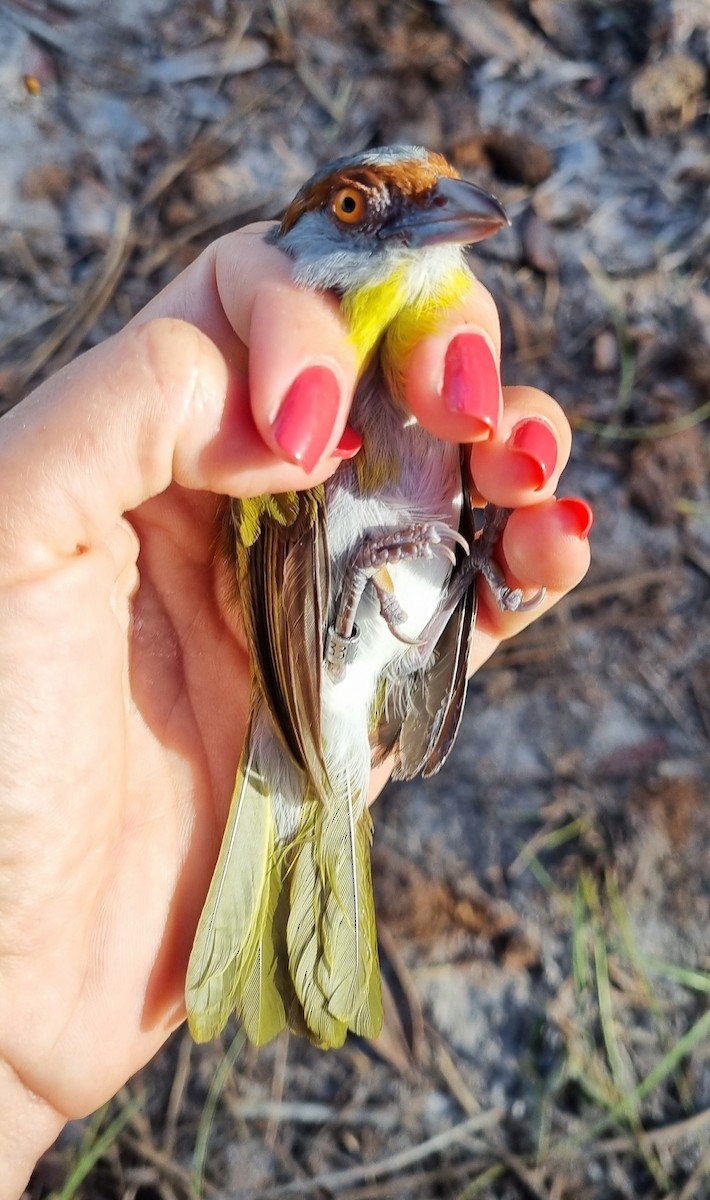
[378,176,509,248]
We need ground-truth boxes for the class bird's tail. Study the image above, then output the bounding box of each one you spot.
[186,733,289,1045]
[186,732,383,1048]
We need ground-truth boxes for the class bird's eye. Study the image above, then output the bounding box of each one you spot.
[331,187,367,224]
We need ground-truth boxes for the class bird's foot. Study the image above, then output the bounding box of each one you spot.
[446,504,546,615]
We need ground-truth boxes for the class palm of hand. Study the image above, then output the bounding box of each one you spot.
[0,234,591,1160]
[0,485,246,1121]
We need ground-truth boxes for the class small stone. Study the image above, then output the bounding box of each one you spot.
[449,135,489,173]
[190,161,259,209]
[163,197,197,227]
[530,0,589,56]
[21,163,72,202]
[630,54,706,135]
[593,330,619,374]
[65,178,116,244]
[521,210,558,273]
[533,179,592,226]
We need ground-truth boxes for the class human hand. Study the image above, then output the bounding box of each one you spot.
[0,224,590,1195]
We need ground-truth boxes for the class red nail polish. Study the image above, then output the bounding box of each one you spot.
[332,425,362,459]
[443,332,500,435]
[508,418,558,491]
[273,366,340,472]
[557,497,594,539]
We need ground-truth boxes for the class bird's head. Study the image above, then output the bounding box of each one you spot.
[270,146,508,369]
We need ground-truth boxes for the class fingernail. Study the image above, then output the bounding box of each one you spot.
[272,365,340,472]
[443,331,500,435]
[508,418,558,491]
[332,425,362,459]
[557,497,594,539]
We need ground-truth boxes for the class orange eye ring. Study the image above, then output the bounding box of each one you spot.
[331,187,367,224]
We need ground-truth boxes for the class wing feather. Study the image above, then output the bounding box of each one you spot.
[287,801,348,1048]
[186,730,272,1042]
[380,452,478,779]
[230,492,330,793]
[319,802,382,1037]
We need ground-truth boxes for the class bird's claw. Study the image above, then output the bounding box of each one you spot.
[472,506,546,615]
[494,584,547,614]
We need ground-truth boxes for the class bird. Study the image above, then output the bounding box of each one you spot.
[186,145,517,1049]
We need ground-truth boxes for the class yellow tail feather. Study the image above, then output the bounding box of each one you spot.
[319,805,382,1037]
[186,743,273,1043]
[187,748,383,1049]
[287,803,348,1049]
[233,833,287,1046]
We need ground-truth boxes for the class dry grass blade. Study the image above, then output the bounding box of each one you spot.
[559,569,677,609]
[497,1150,551,1200]
[225,1100,400,1127]
[264,1030,289,1148]
[556,1000,710,1153]
[454,1164,506,1198]
[136,82,289,213]
[0,303,66,359]
[677,1144,710,1200]
[145,39,268,85]
[137,195,281,277]
[9,205,132,398]
[246,1109,504,1198]
[163,1031,193,1158]
[431,1029,481,1117]
[574,398,710,441]
[371,920,425,1069]
[271,0,353,125]
[294,62,354,125]
[120,1130,206,1200]
[327,1157,503,1200]
[584,880,668,1187]
[558,1105,710,1160]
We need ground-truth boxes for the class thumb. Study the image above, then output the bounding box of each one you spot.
[1,318,301,581]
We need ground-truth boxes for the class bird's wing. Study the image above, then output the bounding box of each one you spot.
[228,489,330,789]
[377,449,478,780]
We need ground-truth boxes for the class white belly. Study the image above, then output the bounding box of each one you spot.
[323,435,462,712]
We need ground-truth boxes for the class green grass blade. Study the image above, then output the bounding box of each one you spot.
[192,1028,246,1196]
[51,1098,141,1200]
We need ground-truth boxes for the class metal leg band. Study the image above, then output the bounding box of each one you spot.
[325,624,361,682]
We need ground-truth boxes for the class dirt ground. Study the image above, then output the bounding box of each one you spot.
[2,0,710,1197]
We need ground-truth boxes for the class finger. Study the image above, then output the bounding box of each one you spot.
[137,225,360,474]
[403,275,503,443]
[469,496,593,672]
[0,318,347,581]
[368,495,591,801]
[470,385,572,507]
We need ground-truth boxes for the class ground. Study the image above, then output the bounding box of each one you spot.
[2,0,709,1197]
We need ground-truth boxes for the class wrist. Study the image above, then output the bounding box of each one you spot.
[0,1058,64,1200]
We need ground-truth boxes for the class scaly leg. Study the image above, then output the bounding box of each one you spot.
[325,522,466,683]
[388,505,546,680]
[452,505,546,615]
